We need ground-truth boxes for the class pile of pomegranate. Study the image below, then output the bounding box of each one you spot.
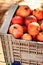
[9,5,43,42]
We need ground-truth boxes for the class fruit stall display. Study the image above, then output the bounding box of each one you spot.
[9,5,43,42]
[0,4,43,65]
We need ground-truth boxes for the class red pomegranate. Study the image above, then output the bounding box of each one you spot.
[32,8,43,20]
[9,24,23,38]
[25,15,37,26]
[36,32,43,42]
[21,33,32,40]
[28,22,40,37]
[16,5,31,17]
